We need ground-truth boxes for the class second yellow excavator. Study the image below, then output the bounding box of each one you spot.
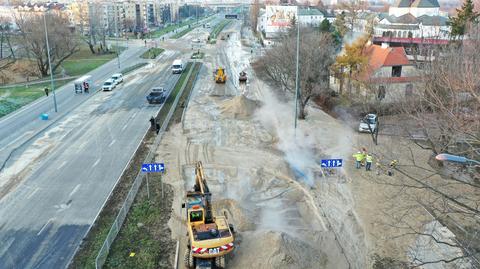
[214,68,227,83]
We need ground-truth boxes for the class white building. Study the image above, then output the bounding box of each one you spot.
[373,0,450,44]
[298,7,324,27]
[389,0,440,17]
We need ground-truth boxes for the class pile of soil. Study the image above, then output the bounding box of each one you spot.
[230,231,328,269]
[219,95,259,119]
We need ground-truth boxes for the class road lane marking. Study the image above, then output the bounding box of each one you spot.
[69,184,81,197]
[92,158,101,168]
[3,131,33,148]
[37,218,53,236]
[122,124,128,131]
[109,139,116,147]
[57,160,67,170]
[27,188,39,199]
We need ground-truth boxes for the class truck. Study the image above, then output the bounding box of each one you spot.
[172,59,184,74]
[183,161,235,269]
[214,68,227,83]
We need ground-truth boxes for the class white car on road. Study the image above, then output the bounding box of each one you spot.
[358,113,378,133]
[102,79,116,91]
[111,73,123,85]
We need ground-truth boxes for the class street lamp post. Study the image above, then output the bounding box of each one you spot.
[435,153,480,165]
[43,11,58,113]
[294,20,300,130]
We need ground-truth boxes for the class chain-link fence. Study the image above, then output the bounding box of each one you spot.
[95,63,198,269]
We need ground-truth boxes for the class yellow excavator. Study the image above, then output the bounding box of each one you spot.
[214,68,227,83]
[183,161,235,269]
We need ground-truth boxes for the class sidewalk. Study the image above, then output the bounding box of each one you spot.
[0,76,78,89]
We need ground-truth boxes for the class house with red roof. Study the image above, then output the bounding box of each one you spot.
[360,43,420,103]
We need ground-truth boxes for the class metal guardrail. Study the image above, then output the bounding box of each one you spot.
[94,63,195,269]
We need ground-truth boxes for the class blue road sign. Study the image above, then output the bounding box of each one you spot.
[142,163,165,173]
[320,159,343,168]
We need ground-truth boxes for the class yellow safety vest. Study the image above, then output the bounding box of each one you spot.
[366,155,373,163]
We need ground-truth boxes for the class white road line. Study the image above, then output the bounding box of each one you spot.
[37,218,53,236]
[3,131,33,148]
[69,184,81,197]
[108,139,116,147]
[27,188,39,199]
[121,124,128,131]
[57,161,67,170]
[92,158,101,168]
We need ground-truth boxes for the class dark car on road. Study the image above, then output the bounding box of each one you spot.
[146,87,167,104]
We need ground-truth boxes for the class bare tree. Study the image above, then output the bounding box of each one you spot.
[15,12,79,77]
[72,0,97,54]
[339,0,368,32]
[250,0,260,33]
[0,16,16,60]
[255,28,337,119]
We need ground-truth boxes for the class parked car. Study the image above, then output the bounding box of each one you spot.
[102,79,116,91]
[358,113,378,133]
[111,73,123,85]
[146,87,167,104]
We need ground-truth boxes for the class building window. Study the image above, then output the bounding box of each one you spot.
[405,83,413,96]
[392,66,402,77]
[408,31,413,38]
[377,86,386,100]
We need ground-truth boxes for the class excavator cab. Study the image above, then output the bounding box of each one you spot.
[214,68,227,84]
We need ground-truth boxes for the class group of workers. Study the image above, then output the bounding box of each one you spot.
[352,148,398,175]
[352,148,373,171]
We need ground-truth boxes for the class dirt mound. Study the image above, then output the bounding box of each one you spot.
[230,231,328,269]
[213,198,256,232]
[219,95,259,119]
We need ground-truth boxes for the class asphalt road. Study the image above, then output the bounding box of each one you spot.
[0,41,147,179]
[0,48,181,268]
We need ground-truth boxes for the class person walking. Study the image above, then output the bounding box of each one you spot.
[388,159,398,176]
[83,82,89,93]
[365,154,373,171]
[44,87,49,97]
[352,152,363,169]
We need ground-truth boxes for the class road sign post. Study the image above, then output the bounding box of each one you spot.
[146,173,150,199]
[141,163,165,200]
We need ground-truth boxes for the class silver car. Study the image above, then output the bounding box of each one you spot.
[358,114,377,133]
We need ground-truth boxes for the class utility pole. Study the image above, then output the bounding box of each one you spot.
[294,21,300,130]
[43,11,58,113]
[114,4,120,69]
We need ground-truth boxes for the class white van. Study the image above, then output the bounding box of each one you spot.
[111,73,123,85]
[74,75,92,94]
[172,59,183,74]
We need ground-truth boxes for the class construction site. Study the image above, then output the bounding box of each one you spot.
[153,20,367,269]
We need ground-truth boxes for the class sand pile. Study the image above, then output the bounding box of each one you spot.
[230,231,328,269]
[219,95,259,119]
[213,198,256,232]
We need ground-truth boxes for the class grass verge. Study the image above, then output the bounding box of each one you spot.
[191,51,205,59]
[104,176,175,269]
[62,46,125,76]
[140,48,165,59]
[172,62,202,124]
[208,19,232,43]
[121,63,149,75]
[69,63,194,269]
[172,26,195,39]
[0,80,71,118]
